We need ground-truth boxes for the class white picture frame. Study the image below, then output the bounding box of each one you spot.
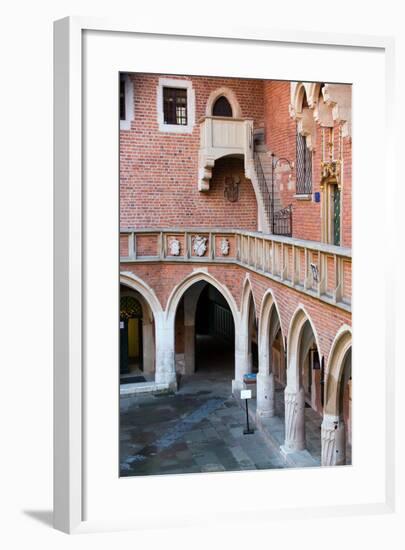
[54,17,396,534]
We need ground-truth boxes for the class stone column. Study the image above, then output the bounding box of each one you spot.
[183,324,195,375]
[311,367,322,413]
[281,386,305,453]
[183,293,197,375]
[154,312,177,390]
[232,319,250,394]
[256,345,275,418]
[142,320,155,375]
[256,372,275,418]
[321,414,346,466]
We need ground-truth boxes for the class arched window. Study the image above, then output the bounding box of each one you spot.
[212,96,233,117]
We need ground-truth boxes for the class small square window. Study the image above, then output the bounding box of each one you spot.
[163,87,188,125]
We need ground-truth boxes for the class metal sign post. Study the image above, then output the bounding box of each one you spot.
[240,389,254,435]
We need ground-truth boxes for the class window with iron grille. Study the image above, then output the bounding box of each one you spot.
[296,126,312,194]
[119,77,126,121]
[163,87,187,125]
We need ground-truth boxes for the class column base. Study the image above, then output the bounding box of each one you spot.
[232,379,244,395]
[280,442,305,457]
[256,407,275,419]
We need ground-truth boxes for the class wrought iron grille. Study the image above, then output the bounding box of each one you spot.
[296,127,312,194]
[273,205,293,237]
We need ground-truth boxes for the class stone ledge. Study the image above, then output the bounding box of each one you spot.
[120,381,171,396]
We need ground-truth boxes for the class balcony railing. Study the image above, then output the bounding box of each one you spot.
[120,228,351,311]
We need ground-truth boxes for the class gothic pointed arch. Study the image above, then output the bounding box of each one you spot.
[120,271,163,318]
[165,270,239,324]
[205,87,242,118]
[324,325,352,416]
[286,305,322,390]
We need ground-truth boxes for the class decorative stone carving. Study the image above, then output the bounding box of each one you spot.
[284,390,298,445]
[283,387,305,452]
[296,107,317,151]
[220,238,230,256]
[314,96,334,128]
[321,415,346,466]
[224,175,240,202]
[169,237,181,256]
[310,263,319,283]
[321,420,337,466]
[322,84,352,137]
[320,159,341,190]
[193,235,208,257]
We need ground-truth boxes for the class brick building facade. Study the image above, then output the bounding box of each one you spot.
[119,72,352,468]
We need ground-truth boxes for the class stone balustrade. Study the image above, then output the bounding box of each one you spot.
[120,228,351,311]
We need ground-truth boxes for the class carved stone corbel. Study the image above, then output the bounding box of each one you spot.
[322,84,352,138]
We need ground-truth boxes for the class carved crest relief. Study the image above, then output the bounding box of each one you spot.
[193,235,208,257]
[169,237,181,256]
[224,175,240,202]
[310,263,319,283]
[220,238,230,256]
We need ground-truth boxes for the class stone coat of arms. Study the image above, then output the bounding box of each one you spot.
[220,238,230,256]
[169,238,181,256]
[193,235,208,257]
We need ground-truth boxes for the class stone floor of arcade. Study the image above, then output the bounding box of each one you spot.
[119,333,337,476]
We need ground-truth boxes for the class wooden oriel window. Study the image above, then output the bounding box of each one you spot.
[163,87,187,125]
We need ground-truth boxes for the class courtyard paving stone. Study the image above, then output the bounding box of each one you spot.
[120,366,295,477]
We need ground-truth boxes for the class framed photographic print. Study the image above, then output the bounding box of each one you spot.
[54,17,396,533]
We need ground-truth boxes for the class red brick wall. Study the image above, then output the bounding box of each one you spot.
[120,73,263,230]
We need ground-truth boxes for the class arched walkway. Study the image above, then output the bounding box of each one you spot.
[167,271,241,390]
[257,290,284,418]
[321,327,352,466]
[281,307,322,455]
[178,281,235,377]
[120,272,177,388]
[120,287,155,379]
